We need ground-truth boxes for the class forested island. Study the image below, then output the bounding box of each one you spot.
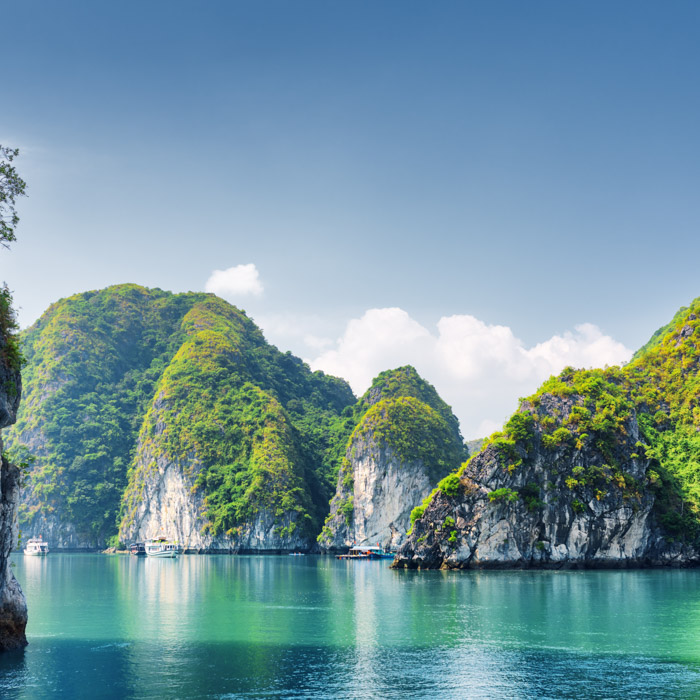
[395,299,700,568]
[4,283,700,568]
[6,284,466,552]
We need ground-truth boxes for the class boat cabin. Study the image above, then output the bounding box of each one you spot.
[24,537,49,556]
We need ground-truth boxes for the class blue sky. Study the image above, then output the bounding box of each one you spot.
[2,1,699,436]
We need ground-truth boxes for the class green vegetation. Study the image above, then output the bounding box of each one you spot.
[631,299,699,361]
[9,285,355,545]
[437,473,462,497]
[407,488,439,535]
[353,396,467,485]
[488,487,519,504]
[0,285,22,372]
[353,365,462,439]
[0,145,26,374]
[319,366,467,545]
[0,144,27,248]
[520,482,544,512]
[626,301,700,541]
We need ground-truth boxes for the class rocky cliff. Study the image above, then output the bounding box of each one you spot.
[319,367,467,551]
[394,302,700,569]
[9,285,355,550]
[118,389,316,553]
[0,332,27,650]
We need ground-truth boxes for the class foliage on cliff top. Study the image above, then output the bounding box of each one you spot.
[352,396,467,484]
[355,365,463,441]
[626,298,700,430]
[631,297,700,362]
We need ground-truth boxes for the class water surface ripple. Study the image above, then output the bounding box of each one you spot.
[1,554,699,698]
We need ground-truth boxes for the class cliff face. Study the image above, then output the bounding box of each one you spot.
[319,367,467,551]
[0,350,27,650]
[320,431,434,551]
[118,396,312,552]
[394,368,700,570]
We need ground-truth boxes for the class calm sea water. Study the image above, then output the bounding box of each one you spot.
[1,554,700,699]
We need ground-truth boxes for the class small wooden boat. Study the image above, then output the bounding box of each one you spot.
[129,542,146,556]
[24,536,49,556]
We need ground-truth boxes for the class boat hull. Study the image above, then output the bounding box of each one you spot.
[23,550,48,556]
[146,549,179,558]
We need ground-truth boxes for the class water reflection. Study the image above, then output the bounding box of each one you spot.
[2,555,700,698]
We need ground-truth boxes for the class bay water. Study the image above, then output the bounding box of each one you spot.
[1,554,700,698]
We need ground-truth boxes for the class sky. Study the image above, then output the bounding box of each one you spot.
[2,1,699,438]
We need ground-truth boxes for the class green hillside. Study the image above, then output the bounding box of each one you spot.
[9,284,355,545]
[318,366,467,547]
[119,295,354,542]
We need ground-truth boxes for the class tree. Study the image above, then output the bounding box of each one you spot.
[0,145,27,249]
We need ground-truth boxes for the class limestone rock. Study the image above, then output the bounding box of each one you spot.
[319,432,435,551]
[0,356,27,651]
[394,393,700,570]
[118,396,313,552]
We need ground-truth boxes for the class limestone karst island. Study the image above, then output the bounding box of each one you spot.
[4,288,700,700]
[2,283,699,568]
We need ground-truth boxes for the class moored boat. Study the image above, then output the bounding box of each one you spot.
[336,545,393,560]
[145,538,182,558]
[129,542,147,556]
[24,536,49,556]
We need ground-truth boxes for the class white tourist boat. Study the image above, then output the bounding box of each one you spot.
[24,537,49,556]
[145,537,182,558]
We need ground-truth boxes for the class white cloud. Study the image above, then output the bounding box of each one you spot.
[307,309,633,440]
[205,263,263,299]
[309,308,433,392]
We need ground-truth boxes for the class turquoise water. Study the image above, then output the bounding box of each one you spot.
[1,555,700,698]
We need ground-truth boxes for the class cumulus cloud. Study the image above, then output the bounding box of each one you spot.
[310,308,433,391]
[205,263,263,299]
[307,309,632,440]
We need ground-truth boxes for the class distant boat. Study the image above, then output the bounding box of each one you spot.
[145,538,182,558]
[24,537,49,556]
[288,552,305,556]
[336,545,395,560]
[129,542,147,557]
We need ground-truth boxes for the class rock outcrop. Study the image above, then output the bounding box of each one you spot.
[393,389,700,570]
[319,432,435,551]
[0,347,27,650]
[118,376,323,552]
[319,367,467,552]
[118,423,311,553]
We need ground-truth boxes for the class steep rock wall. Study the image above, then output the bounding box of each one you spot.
[119,396,313,552]
[0,355,27,650]
[394,394,700,569]
[319,432,435,551]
